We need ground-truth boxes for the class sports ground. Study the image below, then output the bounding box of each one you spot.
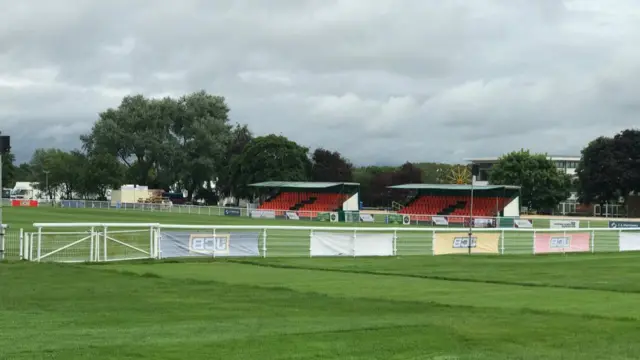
[2,206,640,359]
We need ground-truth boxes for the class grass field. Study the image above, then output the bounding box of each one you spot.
[2,206,640,359]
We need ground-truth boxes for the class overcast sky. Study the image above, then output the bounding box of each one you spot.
[1,0,639,165]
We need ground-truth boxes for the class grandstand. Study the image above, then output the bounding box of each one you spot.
[388,184,520,224]
[250,181,360,218]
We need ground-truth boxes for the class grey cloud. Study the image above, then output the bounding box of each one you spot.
[2,0,640,166]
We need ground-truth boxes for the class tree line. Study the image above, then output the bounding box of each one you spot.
[2,90,636,211]
[0,91,463,207]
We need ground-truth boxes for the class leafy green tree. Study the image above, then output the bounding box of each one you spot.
[172,91,232,201]
[14,163,34,182]
[576,136,620,204]
[612,129,640,196]
[230,135,312,199]
[1,151,16,188]
[81,95,177,187]
[311,148,353,182]
[82,153,126,200]
[489,150,571,211]
[216,124,253,199]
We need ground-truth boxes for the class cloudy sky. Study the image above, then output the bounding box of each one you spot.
[1,0,639,165]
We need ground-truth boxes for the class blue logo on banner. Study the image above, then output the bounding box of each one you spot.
[609,221,640,228]
[224,208,241,217]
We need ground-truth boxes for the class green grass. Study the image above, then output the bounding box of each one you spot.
[3,255,640,359]
[2,206,639,358]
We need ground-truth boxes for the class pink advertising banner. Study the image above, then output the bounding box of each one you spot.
[534,232,590,254]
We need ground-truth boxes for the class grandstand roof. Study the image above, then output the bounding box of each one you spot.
[388,184,520,190]
[249,181,360,189]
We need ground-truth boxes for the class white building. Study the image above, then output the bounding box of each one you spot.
[465,155,580,186]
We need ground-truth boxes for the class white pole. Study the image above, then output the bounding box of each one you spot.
[0,154,4,256]
[468,177,475,255]
[262,228,267,258]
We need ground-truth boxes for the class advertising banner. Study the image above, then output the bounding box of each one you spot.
[619,232,640,252]
[514,219,533,228]
[386,214,404,224]
[223,208,241,217]
[359,214,375,222]
[534,232,590,253]
[550,220,580,229]
[609,221,640,229]
[285,211,299,220]
[316,212,331,222]
[159,231,260,258]
[310,232,393,257]
[473,218,495,228]
[250,210,275,219]
[433,232,500,255]
[432,216,449,226]
[11,199,38,207]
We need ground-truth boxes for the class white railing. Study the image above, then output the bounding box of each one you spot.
[15,222,640,262]
[5,198,622,229]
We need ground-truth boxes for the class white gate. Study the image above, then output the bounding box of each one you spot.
[29,230,97,263]
[28,223,157,263]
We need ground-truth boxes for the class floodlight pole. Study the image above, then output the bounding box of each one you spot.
[468,176,474,255]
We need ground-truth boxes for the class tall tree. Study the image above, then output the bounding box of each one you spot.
[81,153,127,200]
[1,151,16,189]
[310,148,354,182]
[216,124,253,199]
[14,163,34,182]
[30,148,67,200]
[171,91,233,201]
[576,136,620,204]
[81,94,177,187]
[391,162,422,185]
[489,150,571,211]
[230,135,312,199]
[612,129,640,196]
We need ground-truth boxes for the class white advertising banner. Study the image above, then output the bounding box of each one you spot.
[359,214,375,222]
[310,232,353,256]
[619,232,640,252]
[354,233,394,256]
[550,220,580,229]
[310,232,394,257]
[251,210,276,219]
[285,212,299,220]
[514,219,533,228]
[432,216,449,225]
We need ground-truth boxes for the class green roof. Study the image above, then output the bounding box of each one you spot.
[387,184,520,190]
[249,181,360,189]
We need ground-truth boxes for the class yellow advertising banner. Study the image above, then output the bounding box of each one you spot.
[434,232,500,255]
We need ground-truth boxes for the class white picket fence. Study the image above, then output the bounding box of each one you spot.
[0,223,637,263]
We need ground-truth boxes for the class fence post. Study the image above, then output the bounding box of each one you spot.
[262,228,267,258]
[591,229,595,253]
[352,229,357,257]
[532,229,536,255]
[89,226,95,262]
[19,228,24,260]
[309,229,313,258]
[563,230,567,256]
[618,229,622,253]
[500,229,505,255]
[393,229,398,256]
[103,226,108,262]
[432,230,436,256]
[37,226,42,262]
